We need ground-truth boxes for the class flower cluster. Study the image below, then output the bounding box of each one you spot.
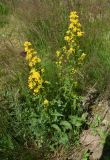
[56,11,86,73]
[24,41,43,94]
[65,11,84,42]
[24,41,41,67]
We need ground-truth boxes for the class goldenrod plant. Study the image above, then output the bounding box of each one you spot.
[22,11,87,149]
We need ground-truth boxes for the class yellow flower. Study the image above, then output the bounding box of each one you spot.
[70,11,78,19]
[66,30,70,34]
[77,23,81,27]
[77,31,84,37]
[27,48,35,54]
[36,57,41,63]
[64,36,71,42]
[34,88,40,94]
[56,51,60,57]
[43,99,49,106]
[70,19,78,25]
[69,23,74,29]
[30,68,36,73]
[28,70,43,94]
[32,71,40,78]
[24,41,32,47]
[28,56,41,67]
[71,68,77,74]
[24,47,29,52]
[73,27,77,32]
[26,53,32,61]
[68,47,75,54]
[28,81,33,89]
[58,61,62,65]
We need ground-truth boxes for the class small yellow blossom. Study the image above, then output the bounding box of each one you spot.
[71,68,77,74]
[24,41,32,47]
[43,99,49,106]
[73,27,77,32]
[66,30,70,34]
[24,47,29,52]
[70,19,78,25]
[56,51,60,57]
[69,11,79,19]
[28,56,41,67]
[68,47,75,54]
[30,68,36,73]
[28,81,34,89]
[58,61,62,65]
[36,57,41,63]
[77,31,84,37]
[77,23,81,27]
[64,36,69,41]
[63,46,67,51]
[26,53,32,61]
[69,23,74,29]
[33,86,41,94]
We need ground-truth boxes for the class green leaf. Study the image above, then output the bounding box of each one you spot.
[59,133,69,144]
[52,124,61,132]
[82,113,88,121]
[69,116,82,127]
[51,110,63,117]
[60,121,72,130]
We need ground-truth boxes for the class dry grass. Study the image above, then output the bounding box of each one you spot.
[0,10,26,91]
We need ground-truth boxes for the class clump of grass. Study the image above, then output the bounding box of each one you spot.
[0,2,10,27]
[78,0,110,91]
[0,2,10,15]
[16,0,110,92]
[16,1,69,52]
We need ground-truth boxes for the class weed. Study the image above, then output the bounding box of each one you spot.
[82,150,90,160]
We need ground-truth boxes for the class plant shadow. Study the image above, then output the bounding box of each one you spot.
[100,135,110,160]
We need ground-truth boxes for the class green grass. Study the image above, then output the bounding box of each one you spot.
[16,0,110,91]
[0,2,10,27]
[81,1,110,91]
[0,2,10,15]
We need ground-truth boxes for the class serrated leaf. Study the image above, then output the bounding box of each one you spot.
[60,121,72,130]
[52,124,61,132]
